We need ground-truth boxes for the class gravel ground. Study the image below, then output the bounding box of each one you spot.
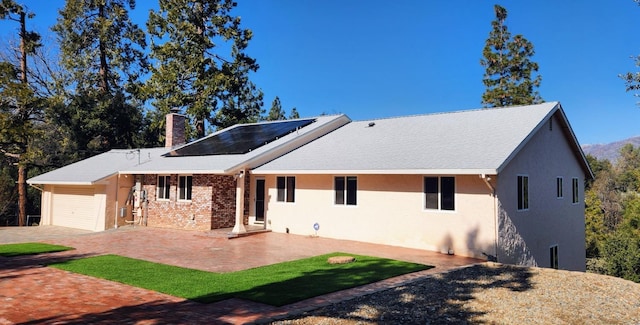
[273,263,640,324]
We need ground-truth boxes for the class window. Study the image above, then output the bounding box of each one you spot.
[550,245,559,269]
[517,175,529,210]
[276,176,295,203]
[335,176,357,205]
[157,175,170,200]
[424,176,455,211]
[572,178,579,204]
[556,177,563,199]
[178,175,192,201]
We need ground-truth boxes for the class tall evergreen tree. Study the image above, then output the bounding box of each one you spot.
[480,4,542,107]
[266,96,286,121]
[52,0,147,155]
[146,0,262,139]
[0,0,42,226]
[289,107,300,119]
[622,1,640,99]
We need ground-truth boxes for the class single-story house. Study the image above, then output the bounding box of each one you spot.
[28,101,592,271]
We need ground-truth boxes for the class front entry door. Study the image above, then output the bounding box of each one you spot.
[255,179,265,222]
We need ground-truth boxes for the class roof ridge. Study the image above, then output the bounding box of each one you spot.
[352,101,559,123]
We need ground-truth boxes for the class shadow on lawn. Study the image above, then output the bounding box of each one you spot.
[194,256,433,306]
[269,263,534,324]
[0,251,95,271]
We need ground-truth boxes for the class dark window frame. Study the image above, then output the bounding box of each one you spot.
[424,176,455,211]
[157,175,171,200]
[517,175,529,211]
[178,175,193,201]
[550,245,559,269]
[572,178,579,204]
[276,176,296,203]
[334,176,357,206]
[556,177,563,199]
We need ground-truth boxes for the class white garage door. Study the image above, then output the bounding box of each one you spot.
[51,187,98,231]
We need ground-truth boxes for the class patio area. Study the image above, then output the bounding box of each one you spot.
[0,226,482,324]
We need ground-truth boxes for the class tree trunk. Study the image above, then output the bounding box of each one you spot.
[17,165,25,226]
[97,2,109,93]
[17,11,27,226]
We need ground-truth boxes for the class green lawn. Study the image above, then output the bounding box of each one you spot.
[0,243,74,257]
[50,253,431,306]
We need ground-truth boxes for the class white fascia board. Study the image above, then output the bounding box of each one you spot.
[26,180,95,186]
[227,115,351,173]
[252,168,498,175]
[118,170,228,175]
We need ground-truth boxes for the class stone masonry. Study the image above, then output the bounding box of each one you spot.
[143,174,248,231]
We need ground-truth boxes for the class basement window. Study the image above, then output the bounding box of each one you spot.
[550,245,559,269]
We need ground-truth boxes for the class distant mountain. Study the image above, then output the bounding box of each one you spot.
[582,136,640,162]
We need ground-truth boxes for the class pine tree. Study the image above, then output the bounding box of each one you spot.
[52,0,147,155]
[0,0,43,226]
[480,4,542,107]
[622,1,640,99]
[266,96,286,121]
[289,107,300,119]
[146,0,262,139]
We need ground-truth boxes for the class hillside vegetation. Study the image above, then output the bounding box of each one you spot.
[582,136,640,163]
[585,144,640,282]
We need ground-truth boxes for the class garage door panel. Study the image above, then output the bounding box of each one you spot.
[52,187,97,231]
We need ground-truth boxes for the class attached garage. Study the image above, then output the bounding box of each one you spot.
[50,186,103,231]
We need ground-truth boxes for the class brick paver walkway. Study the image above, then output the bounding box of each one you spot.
[0,226,482,324]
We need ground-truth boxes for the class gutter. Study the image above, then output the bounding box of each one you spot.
[480,174,499,262]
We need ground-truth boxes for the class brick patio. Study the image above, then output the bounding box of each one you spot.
[0,226,482,324]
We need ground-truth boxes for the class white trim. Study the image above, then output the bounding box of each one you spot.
[253,168,498,176]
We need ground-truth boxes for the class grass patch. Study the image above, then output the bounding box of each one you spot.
[50,253,431,306]
[0,243,74,257]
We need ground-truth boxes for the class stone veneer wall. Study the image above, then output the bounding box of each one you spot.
[143,174,248,231]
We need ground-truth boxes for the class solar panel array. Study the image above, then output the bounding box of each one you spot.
[164,119,316,157]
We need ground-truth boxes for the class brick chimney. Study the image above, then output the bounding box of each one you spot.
[165,112,186,148]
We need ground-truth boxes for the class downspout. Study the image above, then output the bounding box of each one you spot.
[115,173,120,229]
[481,174,499,262]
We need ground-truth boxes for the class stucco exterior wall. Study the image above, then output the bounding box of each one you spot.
[143,174,242,230]
[258,174,496,259]
[496,113,586,271]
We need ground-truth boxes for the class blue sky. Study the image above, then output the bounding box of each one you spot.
[2,0,640,144]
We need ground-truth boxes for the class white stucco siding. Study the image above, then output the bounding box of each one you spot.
[260,174,496,259]
[496,113,586,271]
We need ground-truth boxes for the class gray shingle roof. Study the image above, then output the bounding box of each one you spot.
[27,148,168,185]
[28,115,349,185]
[253,102,572,175]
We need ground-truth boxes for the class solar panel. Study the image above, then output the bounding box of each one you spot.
[164,118,316,156]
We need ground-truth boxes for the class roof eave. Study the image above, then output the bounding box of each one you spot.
[252,168,498,175]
